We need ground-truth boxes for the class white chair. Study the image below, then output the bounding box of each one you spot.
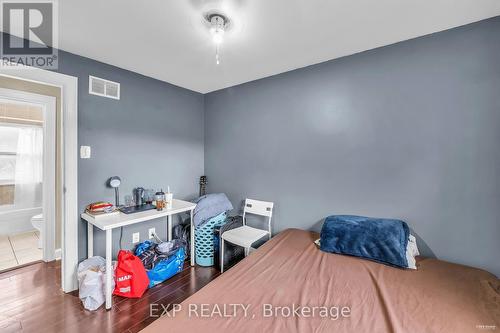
[220,198,274,273]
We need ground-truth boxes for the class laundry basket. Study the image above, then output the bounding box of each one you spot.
[195,212,227,266]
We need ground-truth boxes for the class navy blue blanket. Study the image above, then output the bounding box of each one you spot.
[320,215,410,268]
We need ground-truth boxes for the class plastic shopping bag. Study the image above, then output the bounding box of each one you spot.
[135,240,154,256]
[134,239,186,288]
[147,247,185,288]
[113,250,149,298]
[77,256,114,311]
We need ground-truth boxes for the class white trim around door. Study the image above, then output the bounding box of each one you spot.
[0,88,57,262]
[0,65,79,293]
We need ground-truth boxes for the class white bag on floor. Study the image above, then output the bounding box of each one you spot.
[77,256,115,311]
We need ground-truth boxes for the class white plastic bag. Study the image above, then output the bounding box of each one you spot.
[77,256,115,311]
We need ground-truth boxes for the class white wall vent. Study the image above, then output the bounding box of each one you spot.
[89,75,120,100]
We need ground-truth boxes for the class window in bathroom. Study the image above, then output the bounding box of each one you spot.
[0,100,44,208]
[0,126,18,206]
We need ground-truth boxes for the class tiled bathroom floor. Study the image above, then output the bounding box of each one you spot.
[0,231,42,271]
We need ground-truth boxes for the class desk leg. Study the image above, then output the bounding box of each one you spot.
[105,229,112,310]
[87,223,93,258]
[190,209,195,266]
[167,215,172,241]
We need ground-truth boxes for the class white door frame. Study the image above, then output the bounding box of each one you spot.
[0,65,79,292]
[0,88,57,261]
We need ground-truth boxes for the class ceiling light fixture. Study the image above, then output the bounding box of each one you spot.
[207,13,228,65]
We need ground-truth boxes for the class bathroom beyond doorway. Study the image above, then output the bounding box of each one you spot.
[0,87,57,270]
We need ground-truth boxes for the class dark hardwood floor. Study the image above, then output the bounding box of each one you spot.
[0,260,220,332]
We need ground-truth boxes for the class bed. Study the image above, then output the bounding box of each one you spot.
[142,228,499,333]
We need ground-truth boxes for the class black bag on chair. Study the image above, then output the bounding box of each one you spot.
[214,216,245,271]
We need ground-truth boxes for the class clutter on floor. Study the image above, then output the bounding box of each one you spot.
[113,250,150,298]
[78,237,187,310]
[135,238,186,288]
[173,222,191,257]
[78,192,239,310]
[82,189,196,309]
[77,256,115,311]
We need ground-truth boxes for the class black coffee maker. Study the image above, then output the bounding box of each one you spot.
[134,187,145,206]
[120,186,156,214]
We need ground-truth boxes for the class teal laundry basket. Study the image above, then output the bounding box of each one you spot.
[195,212,227,266]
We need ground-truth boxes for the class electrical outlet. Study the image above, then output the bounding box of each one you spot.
[132,232,140,244]
[148,228,156,239]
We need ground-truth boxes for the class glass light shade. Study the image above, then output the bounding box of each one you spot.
[212,29,224,44]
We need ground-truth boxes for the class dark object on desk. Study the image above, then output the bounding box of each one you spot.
[108,176,121,207]
[214,215,244,271]
[155,189,165,211]
[134,187,145,206]
[120,204,156,214]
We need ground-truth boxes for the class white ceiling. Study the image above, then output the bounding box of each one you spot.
[56,1,500,93]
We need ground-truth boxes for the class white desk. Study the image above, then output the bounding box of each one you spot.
[81,198,196,310]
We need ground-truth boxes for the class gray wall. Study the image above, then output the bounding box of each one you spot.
[0,33,203,261]
[56,51,204,261]
[204,17,500,276]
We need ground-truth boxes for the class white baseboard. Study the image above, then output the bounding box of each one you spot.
[55,248,62,260]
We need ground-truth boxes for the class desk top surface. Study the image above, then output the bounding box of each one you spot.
[81,199,196,230]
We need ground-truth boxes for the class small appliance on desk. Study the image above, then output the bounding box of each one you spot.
[119,187,156,214]
[155,189,165,211]
[154,186,173,211]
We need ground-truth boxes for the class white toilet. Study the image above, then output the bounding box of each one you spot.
[31,214,44,249]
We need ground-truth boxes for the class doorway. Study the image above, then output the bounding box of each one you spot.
[0,88,56,270]
[0,66,78,293]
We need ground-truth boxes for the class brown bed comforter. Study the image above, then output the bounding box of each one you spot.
[142,229,499,333]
